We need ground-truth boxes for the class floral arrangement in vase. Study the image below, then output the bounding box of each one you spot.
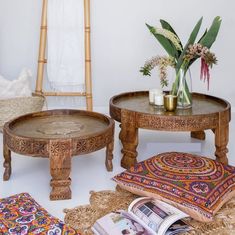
[140,17,221,108]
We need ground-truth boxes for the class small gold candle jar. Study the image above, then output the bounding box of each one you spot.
[164,95,177,112]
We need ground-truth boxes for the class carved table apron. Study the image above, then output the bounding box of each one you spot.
[109,91,231,169]
[3,109,114,200]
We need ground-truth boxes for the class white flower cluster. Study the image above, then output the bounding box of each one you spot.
[154,28,182,51]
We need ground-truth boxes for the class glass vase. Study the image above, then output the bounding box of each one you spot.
[171,68,192,109]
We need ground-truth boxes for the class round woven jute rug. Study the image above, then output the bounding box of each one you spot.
[64,187,235,235]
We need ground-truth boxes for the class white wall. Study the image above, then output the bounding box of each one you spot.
[0,0,235,109]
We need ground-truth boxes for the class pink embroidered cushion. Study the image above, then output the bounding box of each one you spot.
[0,193,79,234]
[113,152,235,222]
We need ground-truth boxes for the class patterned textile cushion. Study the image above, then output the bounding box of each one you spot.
[113,152,235,222]
[0,193,79,234]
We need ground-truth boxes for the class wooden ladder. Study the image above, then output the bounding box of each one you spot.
[34,0,93,111]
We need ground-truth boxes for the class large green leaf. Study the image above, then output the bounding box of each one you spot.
[198,29,207,43]
[160,19,183,49]
[188,17,203,44]
[199,16,222,48]
[146,23,177,58]
[176,17,203,71]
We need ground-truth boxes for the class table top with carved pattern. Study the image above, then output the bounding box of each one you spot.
[110,91,231,132]
[7,110,110,139]
[4,109,114,157]
[110,91,230,120]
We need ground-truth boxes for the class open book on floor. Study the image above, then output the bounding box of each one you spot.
[92,197,191,235]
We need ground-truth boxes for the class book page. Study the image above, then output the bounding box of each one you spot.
[92,211,152,235]
[165,220,191,235]
[128,198,188,235]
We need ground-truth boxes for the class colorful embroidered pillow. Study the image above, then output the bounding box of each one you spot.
[0,192,79,234]
[113,152,235,222]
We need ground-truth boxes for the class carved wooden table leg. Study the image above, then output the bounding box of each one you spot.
[106,139,114,171]
[119,124,123,141]
[49,140,72,200]
[119,124,125,154]
[215,124,229,165]
[191,131,206,140]
[120,110,138,169]
[3,142,11,181]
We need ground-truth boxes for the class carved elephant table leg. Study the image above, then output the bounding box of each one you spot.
[3,142,11,181]
[49,140,72,200]
[215,124,229,165]
[120,111,138,169]
[106,139,114,171]
[191,131,206,140]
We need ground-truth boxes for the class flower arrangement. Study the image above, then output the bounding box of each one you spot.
[140,17,221,108]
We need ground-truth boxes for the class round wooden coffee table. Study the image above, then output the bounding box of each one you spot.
[109,91,231,169]
[3,109,114,200]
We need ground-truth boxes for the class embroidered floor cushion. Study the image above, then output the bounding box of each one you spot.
[0,192,79,234]
[113,152,235,222]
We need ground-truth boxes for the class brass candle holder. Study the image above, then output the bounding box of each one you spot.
[164,95,177,112]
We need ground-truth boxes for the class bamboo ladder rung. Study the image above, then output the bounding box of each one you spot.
[33,91,88,97]
[43,92,87,96]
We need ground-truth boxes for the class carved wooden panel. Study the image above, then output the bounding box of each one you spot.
[137,113,218,131]
[5,132,48,156]
[74,125,114,155]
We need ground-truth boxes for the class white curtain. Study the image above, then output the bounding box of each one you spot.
[47,0,85,92]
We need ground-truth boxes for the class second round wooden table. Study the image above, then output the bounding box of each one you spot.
[109,91,231,169]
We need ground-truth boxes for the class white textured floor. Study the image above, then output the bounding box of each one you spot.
[0,113,234,221]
